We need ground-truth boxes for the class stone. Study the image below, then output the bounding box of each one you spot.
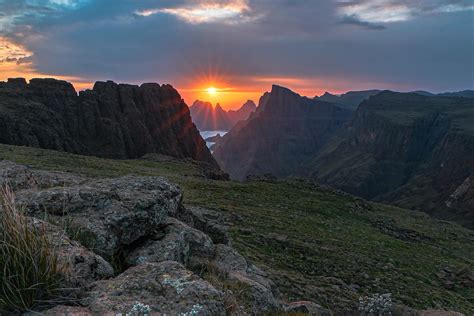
[86,261,225,315]
[0,160,85,191]
[28,217,114,291]
[126,217,215,269]
[176,206,230,244]
[17,176,182,258]
[284,301,331,315]
[211,244,279,314]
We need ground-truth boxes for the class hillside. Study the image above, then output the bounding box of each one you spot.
[310,91,474,228]
[0,78,216,166]
[0,143,472,314]
[213,85,352,180]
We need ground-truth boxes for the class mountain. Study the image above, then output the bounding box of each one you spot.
[316,90,381,110]
[226,100,257,123]
[190,99,256,131]
[189,100,233,130]
[214,86,474,227]
[411,90,474,98]
[310,91,474,227]
[213,85,352,180]
[0,78,216,166]
[438,90,474,98]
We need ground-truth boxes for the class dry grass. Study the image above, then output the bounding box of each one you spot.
[0,184,63,313]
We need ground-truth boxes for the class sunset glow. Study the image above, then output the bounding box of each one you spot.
[207,87,218,95]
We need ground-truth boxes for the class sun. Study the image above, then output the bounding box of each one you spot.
[207,87,217,95]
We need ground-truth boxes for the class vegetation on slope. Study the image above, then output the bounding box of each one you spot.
[0,144,472,313]
[0,184,62,313]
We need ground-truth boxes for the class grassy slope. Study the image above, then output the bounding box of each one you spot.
[0,144,472,313]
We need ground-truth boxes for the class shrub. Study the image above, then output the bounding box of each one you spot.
[0,185,63,313]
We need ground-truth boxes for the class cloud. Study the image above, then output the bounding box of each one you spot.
[135,0,258,24]
[337,0,474,28]
[0,37,33,63]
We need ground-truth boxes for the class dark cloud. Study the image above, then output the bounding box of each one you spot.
[339,15,386,30]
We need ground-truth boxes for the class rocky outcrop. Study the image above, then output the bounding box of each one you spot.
[2,160,284,315]
[0,78,216,166]
[190,99,256,131]
[213,85,352,180]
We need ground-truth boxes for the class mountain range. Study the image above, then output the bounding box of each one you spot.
[189,99,256,131]
[214,86,474,228]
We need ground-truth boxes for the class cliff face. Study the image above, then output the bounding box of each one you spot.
[0,78,216,166]
[310,91,474,227]
[213,85,352,180]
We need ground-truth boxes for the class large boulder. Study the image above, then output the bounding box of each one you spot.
[176,206,230,244]
[126,217,215,269]
[85,261,225,315]
[0,160,84,191]
[16,176,182,258]
[210,244,280,314]
[28,217,114,292]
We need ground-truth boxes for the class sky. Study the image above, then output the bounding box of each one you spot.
[0,0,473,110]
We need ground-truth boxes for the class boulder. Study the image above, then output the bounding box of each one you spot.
[284,301,331,315]
[126,217,215,269]
[17,176,182,258]
[0,160,84,191]
[28,217,114,291]
[86,261,225,315]
[211,244,280,314]
[177,206,230,244]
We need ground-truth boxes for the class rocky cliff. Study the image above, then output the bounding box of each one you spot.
[0,78,216,166]
[310,91,474,227]
[213,85,352,180]
[190,99,256,131]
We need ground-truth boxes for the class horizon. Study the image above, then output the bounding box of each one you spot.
[1,1,473,110]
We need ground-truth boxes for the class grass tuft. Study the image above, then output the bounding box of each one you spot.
[0,184,63,313]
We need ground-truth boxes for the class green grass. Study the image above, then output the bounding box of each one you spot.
[0,144,473,313]
[0,184,63,313]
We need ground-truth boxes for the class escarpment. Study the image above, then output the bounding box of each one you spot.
[0,78,216,166]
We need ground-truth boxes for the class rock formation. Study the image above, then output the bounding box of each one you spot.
[0,78,216,166]
[213,85,352,180]
[190,99,256,131]
[1,160,292,315]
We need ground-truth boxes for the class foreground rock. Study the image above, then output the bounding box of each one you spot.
[16,176,182,259]
[86,261,225,315]
[2,161,283,315]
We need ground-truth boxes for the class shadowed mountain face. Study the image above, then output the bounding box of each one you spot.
[0,78,217,166]
[190,100,256,131]
[213,85,352,180]
[316,90,381,110]
[310,91,474,227]
[214,87,474,227]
